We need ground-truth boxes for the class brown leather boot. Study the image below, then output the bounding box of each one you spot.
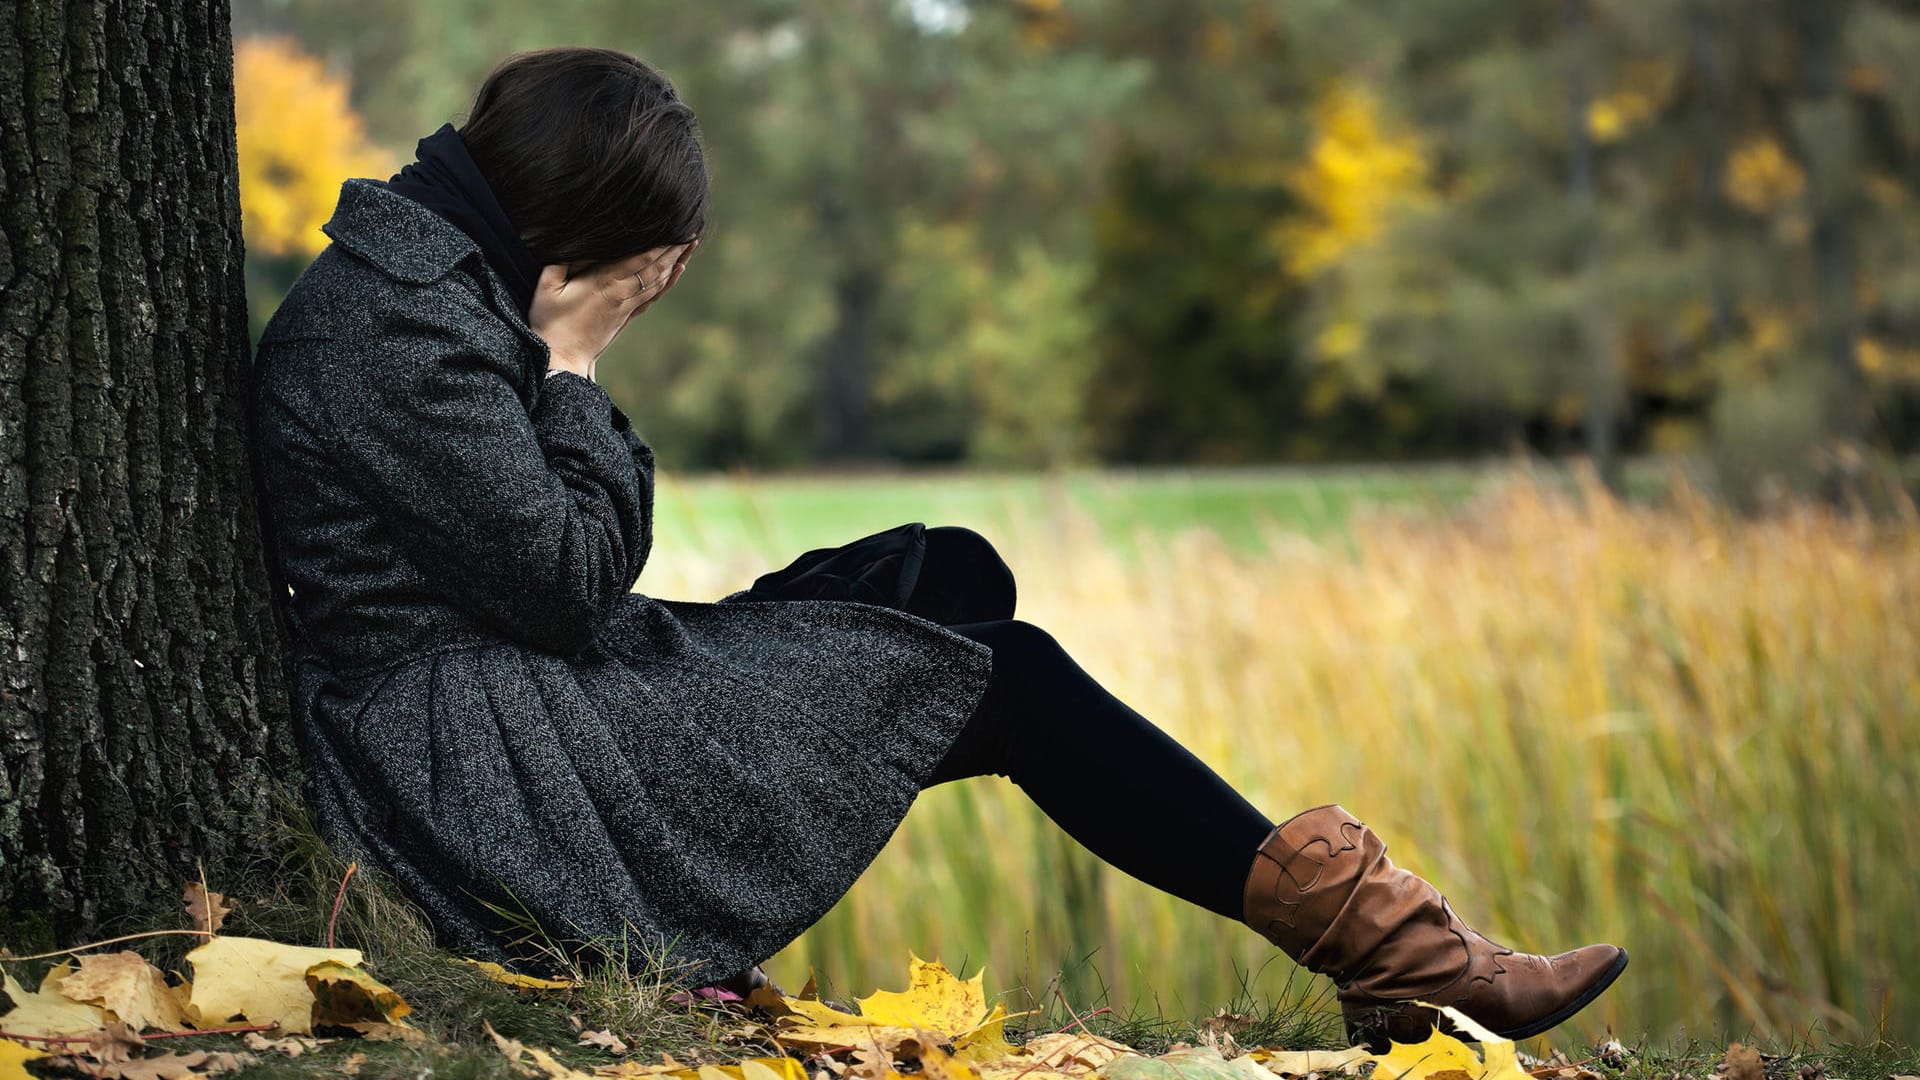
[1241,804,1627,1050]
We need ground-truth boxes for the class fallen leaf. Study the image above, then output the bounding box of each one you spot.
[1020,1032,1137,1072]
[772,955,1023,1061]
[489,1018,599,1079]
[183,882,232,935]
[40,1048,254,1079]
[1247,1047,1370,1077]
[85,1020,149,1064]
[598,1057,808,1080]
[854,957,989,1038]
[0,962,111,1036]
[581,1029,631,1054]
[1360,1004,1529,1080]
[1718,1045,1765,1080]
[462,957,576,991]
[0,1037,49,1080]
[306,959,413,1027]
[183,935,360,1035]
[339,1020,431,1043]
[243,1030,332,1057]
[57,951,188,1031]
[1104,1045,1274,1080]
[340,1050,369,1074]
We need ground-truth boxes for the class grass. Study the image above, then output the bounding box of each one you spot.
[636,462,1920,1047]
[14,798,1914,1079]
[16,461,1915,1076]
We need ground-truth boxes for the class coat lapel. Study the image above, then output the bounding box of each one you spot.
[320,179,553,387]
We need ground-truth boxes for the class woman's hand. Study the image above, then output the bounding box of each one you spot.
[532,240,698,381]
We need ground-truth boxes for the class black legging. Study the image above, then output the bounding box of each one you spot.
[923,619,1275,920]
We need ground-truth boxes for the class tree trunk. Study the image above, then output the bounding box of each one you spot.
[1795,0,1867,451]
[0,0,298,947]
[1564,0,1622,493]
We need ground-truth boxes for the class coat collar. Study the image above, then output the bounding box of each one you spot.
[320,178,551,360]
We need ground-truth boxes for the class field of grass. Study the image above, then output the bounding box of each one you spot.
[633,462,1920,1048]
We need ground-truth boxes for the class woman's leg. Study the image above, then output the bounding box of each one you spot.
[926,617,1628,1050]
[925,618,1275,920]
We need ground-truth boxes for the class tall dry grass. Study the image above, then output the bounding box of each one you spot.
[643,471,1920,1045]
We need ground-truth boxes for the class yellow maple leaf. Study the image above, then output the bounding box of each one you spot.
[0,1037,49,1080]
[182,936,361,1035]
[1363,1003,1530,1080]
[0,962,110,1036]
[55,950,187,1032]
[771,955,1023,1060]
[461,957,576,991]
[854,956,991,1036]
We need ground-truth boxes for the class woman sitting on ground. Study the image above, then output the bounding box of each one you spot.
[245,45,1627,1049]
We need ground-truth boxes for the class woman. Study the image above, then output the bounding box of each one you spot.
[245,47,1626,1049]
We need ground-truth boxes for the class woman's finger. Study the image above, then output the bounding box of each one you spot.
[622,244,690,308]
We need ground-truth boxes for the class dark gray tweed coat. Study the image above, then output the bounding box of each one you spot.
[247,178,994,984]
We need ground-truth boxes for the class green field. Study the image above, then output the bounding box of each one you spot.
[651,462,1493,568]
[626,463,1920,1048]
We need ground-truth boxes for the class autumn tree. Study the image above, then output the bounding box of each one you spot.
[0,0,298,945]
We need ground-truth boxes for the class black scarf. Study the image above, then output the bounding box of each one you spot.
[384,123,543,317]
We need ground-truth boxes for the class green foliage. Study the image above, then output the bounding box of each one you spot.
[231,0,1920,481]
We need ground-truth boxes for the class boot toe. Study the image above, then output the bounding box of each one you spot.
[1479,943,1629,1040]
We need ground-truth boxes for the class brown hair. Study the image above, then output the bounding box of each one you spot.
[458,47,709,270]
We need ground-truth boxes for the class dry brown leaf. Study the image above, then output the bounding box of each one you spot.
[596,1052,709,1077]
[307,959,413,1028]
[488,1018,600,1079]
[58,951,188,1032]
[41,1048,254,1079]
[182,882,233,935]
[1719,1044,1766,1080]
[85,1020,149,1064]
[339,1051,369,1075]
[1020,1032,1136,1073]
[0,962,111,1036]
[340,1020,432,1043]
[580,1029,631,1054]
[243,1030,332,1057]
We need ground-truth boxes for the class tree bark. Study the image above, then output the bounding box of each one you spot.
[0,0,298,947]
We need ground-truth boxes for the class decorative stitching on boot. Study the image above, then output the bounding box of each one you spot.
[1258,817,1363,931]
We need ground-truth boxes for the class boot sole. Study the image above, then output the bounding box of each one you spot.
[1493,947,1630,1041]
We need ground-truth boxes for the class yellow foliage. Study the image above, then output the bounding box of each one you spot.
[768,955,1020,1060]
[183,935,364,1035]
[0,962,109,1037]
[0,1038,47,1080]
[53,951,187,1032]
[1276,81,1428,278]
[235,35,391,258]
[1724,136,1805,214]
[461,957,577,991]
[1587,89,1657,144]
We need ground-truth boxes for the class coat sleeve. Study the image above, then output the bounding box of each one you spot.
[325,295,654,656]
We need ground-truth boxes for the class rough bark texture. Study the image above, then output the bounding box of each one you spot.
[0,0,298,946]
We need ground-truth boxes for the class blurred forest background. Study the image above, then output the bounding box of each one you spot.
[229,0,1920,1048]
[233,0,1920,493]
